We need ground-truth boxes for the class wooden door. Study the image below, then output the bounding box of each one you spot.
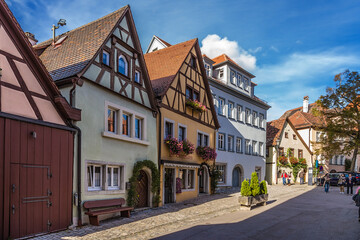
[135,170,148,208]
[232,168,240,187]
[10,164,52,238]
[164,168,174,203]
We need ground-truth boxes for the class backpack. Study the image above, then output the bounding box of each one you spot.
[352,194,360,207]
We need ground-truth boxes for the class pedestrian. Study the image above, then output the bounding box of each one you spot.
[352,186,360,222]
[323,173,330,193]
[287,172,292,186]
[280,170,287,185]
[299,170,304,185]
[338,174,345,194]
[346,173,355,195]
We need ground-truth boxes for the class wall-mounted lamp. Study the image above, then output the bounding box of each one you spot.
[0,68,2,78]
[31,131,37,139]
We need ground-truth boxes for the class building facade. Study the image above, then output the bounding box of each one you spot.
[204,54,270,187]
[0,1,80,238]
[144,38,219,204]
[35,6,158,225]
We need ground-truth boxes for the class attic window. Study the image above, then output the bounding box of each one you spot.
[219,69,224,79]
[118,55,128,76]
[102,51,110,66]
[134,71,141,84]
[190,56,196,69]
[285,132,288,138]
[54,36,68,48]
[152,47,158,52]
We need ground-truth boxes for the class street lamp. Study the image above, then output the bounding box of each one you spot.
[275,138,281,184]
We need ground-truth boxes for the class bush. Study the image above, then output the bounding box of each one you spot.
[260,180,268,195]
[250,172,260,197]
[240,179,251,196]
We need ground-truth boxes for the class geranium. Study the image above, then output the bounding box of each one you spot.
[196,146,217,161]
[164,136,183,155]
[182,139,195,155]
[298,158,307,165]
[278,156,288,165]
[185,99,207,112]
[289,156,299,165]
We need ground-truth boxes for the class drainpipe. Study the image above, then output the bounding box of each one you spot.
[158,108,162,169]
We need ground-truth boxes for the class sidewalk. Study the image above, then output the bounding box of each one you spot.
[31,184,315,240]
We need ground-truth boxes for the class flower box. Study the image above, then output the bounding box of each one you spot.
[185,99,207,112]
[238,194,268,210]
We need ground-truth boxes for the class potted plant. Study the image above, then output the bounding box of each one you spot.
[185,99,207,112]
[238,172,268,209]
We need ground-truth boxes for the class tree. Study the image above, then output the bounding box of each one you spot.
[313,70,360,172]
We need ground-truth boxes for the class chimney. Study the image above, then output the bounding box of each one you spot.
[25,32,38,46]
[303,96,309,113]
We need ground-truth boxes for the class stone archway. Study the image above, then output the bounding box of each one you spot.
[232,165,244,187]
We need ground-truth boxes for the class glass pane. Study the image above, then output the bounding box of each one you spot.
[113,168,119,186]
[135,71,140,83]
[122,114,129,136]
[95,166,101,187]
[188,170,193,188]
[119,57,126,75]
[108,109,116,133]
[193,91,199,101]
[186,88,192,99]
[135,118,140,139]
[107,167,111,186]
[87,166,93,187]
[204,135,208,146]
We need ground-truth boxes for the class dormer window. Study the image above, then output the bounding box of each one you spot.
[102,51,110,66]
[237,74,243,88]
[205,63,211,76]
[134,71,141,84]
[118,55,128,76]
[244,77,249,92]
[230,70,236,85]
[219,69,224,79]
[190,55,196,69]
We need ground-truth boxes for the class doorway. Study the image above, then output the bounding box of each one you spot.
[232,167,243,187]
[164,168,175,203]
[199,166,209,193]
[135,170,149,208]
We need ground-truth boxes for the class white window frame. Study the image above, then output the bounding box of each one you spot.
[219,68,224,78]
[230,70,236,85]
[252,141,257,155]
[103,101,148,145]
[122,112,131,137]
[218,133,225,150]
[107,107,118,134]
[219,97,226,115]
[228,101,235,119]
[245,139,251,155]
[259,142,264,157]
[134,117,143,140]
[107,166,121,190]
[246,108,251,124]
[118,55,128,76]
[259,113,265,128]
[228,135,234,152]
[87,164,103,191]
[216,164,226,184]
[236,137,242,153]
[237,105,243,122]
[178,123,187,142]
[164,118,175,139]
[252,111,258,127]
[179,168,195,191]
[237,73,243,88]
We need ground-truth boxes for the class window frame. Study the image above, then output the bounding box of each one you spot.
[252,140,257,156]
[122,112,131,137]
[252,111,258,127]
[245,139,251,155]
[245,108,251,124]
[134,70,141,84]
[134,117,143,140]
[107,107,118,134]
[178,168,195,191]
[218,133,225,150]
[227,135,234,152]
[219,68,224,78]
[164,118,175,139]
[218,97,226,116]
[298,149,303,159]
[228,101,235,119]
[216,164,227,184]
[178,123,187,142]
[236,137,243,153]
[197,130,210,147]
[230,70,236,85]
[87,164,103,191]
[107,166,121,190]
[102,50,110,66]
[259,142,264,157]
[237,73,243,88]
[118,55,128,76]
[237,105,243,122]
[259,113,265,129]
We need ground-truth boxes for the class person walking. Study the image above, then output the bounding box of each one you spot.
[299,170,304,185]
[338,174,345,194]
[346,173,355,195]
[323,173,330,193]
[287,172,292,186]
[281,170,287,185]
[352,186,360,221]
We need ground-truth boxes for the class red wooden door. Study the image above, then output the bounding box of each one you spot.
[10,163,52,238]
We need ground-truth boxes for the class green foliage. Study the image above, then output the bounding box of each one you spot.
[345,159,352,171]
[127,160,160,207]
[314,70,360,171]
[210,167,221,194]
[250,172,260,196]
[260,180,268,195]
[240,179,251,196]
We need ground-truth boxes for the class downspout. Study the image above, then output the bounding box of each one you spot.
[157,102,162,169]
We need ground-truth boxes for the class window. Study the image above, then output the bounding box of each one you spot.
[219,68,224,78]
[237,105,243,122]
[118,55,128,76]
[255,167,261,180]
[134,71,141,84]
[230,70,236,85]
[252,141,257,155]
[228,135,234,152]
[107,108,117,133]
[244,77,249,91]
[88,165,102,191]
[293,134,297,140]
[186,86,199,101]
[198,131,209,147]
[298,149,303,159]
[165,121,173,138]
[259,142,264,157]
[193,91,199,101]
[198,132,203,147]
[186,86,192,99]
[216,164,226,184]
[316,132,322,142]
[228,101,235,119]
[102,51,110,65]
[236,137,242,153]
[259,114,265,128]
[135,117,142,139]
[285,132,289,138]
[205,63,211,76]
[245,139,251,154]
[219,98,226,115]
[204,135,209,146]
[122,113,130,136]
[341,156,345,165]
[218,133,225,150]
[289,148,294,157]
[252,111,258,126]
[178,126,186,142]
[246,108,251,124]
[237,74,243,88]
[107,166,120,190]
[190,55,196,69]
[279,147,284,156]
[179,169,195,190]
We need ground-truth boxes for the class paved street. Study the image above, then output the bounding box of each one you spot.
[31,185,360,240]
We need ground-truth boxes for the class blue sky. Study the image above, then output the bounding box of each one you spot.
[6,0,360,120]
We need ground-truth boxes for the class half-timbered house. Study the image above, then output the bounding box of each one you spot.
[0,0,80,238]
[145,39,220,204]
[35,6,158,225]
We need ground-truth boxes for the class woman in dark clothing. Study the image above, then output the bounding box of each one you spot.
[346,174,355,195]
[323,173,330,193]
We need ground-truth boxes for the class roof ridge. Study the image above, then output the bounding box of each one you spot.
[36,6,128,47]
[154,35,172,47]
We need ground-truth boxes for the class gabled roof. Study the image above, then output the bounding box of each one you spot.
[0,0,80,122]
[280,102,317,119]
[267,118,286,147]
[211,54,255,78]
[155,35,172,47]
[35,6,128,81]
[289,110,324,129]
[144,39,197,97]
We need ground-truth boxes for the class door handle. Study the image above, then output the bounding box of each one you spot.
[11,205,15,215]
[12,184,16,193]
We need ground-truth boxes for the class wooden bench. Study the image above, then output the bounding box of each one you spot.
[83,198,133,226]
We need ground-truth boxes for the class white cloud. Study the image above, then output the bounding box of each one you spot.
[249,47,262,54]
[200,34,257,71]
[269,45,279,52]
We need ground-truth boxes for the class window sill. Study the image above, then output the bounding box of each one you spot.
[229,117,236,121]
[101,63,113,70]
[218,113,226,117]
[180,188,196,192]
[103,131,150,146]
[86,189,126,195]
[116,72,131,81]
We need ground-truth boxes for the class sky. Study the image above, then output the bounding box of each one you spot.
[5,0,360,120]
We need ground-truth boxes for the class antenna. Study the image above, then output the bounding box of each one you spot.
[52,19,66,44]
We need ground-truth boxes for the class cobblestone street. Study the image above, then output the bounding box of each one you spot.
[32,184,318,240]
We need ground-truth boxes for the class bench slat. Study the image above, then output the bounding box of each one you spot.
[83,198,126,209]
[85,207,134,216]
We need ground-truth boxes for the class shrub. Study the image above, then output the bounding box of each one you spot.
[240,179,251,196]
[260,180,268,195]
[250,172,260,197]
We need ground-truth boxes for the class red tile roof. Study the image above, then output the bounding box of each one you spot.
[144,39,197,96]
[266,118,286,147]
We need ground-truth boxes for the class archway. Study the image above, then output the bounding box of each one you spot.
[199,165,209,194]
[232,165,243,187]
